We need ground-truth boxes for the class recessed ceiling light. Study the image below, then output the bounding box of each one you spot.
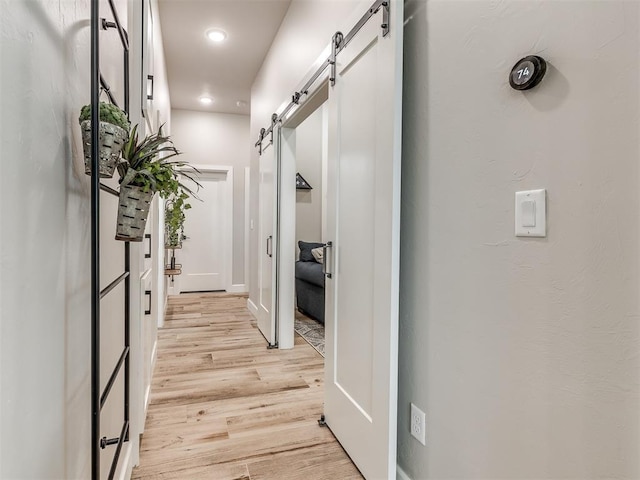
[206,29,227,43]
[199,96,213,105]
[236,100,247,108]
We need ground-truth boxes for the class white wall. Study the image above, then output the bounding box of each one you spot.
[295,105,324,251]
[399,1,640,478]
[249,0,360,308]
[0,0,132,477]
[170,109,250,287]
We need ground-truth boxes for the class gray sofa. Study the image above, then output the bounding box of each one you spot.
[295,241,325,323]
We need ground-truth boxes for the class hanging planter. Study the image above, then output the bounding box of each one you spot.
[115,183,154,241]
[78,102,130,178]
[115,124,200,242]
[164,188,191,249]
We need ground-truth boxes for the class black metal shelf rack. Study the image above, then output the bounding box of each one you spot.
[90,0,131,478]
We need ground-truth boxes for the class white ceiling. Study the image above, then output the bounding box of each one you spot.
[157,0,292,115]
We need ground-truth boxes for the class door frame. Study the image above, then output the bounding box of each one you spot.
[276,81,330,350]
[168,164,234,295]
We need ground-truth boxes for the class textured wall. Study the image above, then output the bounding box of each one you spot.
[170,109,250,287]
[0,0,132,477]
[399,0,640,478]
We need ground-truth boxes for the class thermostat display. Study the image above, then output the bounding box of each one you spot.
[509,55,546,90]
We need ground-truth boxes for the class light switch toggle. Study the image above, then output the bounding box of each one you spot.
[515,189,546,237]
[521,200,536,227]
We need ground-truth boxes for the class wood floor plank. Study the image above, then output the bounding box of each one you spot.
[247,442,363,480]
[132,462,251,480]
[132,292,362,480]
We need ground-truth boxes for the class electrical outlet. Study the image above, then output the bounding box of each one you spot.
[410,403,426,445]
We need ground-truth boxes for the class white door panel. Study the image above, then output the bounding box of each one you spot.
[325,2,402,478]
[181,172,227,292]
[258,141,277,344]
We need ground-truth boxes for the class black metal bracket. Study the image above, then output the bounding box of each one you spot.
[267,343,279,350]
[100,437,119,449]
[258,128,266,155]
[329,32,343,86]
[270,113,278,143]
[318,414,327,427]
[380,1,390,36]
[144,290,152,315]
[144,233,151,258]
[99,74,119,108]
[100,183,119,196]
[101,18,116,30]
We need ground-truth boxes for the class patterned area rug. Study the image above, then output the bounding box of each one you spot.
[294,310,325,357]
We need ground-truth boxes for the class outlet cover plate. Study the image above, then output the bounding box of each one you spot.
[410,403,426,446]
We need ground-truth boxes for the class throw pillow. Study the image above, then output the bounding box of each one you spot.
[311,247,324,264]
[299,241,324,262]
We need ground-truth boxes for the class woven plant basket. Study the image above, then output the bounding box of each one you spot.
[115,184,154,242]
[81,120,128,178]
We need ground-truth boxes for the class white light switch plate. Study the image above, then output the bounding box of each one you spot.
[515,189,546,237]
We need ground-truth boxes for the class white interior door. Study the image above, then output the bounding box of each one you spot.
[324,2,403,479]
[180,171,228,292]
[258,141,277,345]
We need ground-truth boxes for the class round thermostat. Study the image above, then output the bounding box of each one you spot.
[509,55,547,90]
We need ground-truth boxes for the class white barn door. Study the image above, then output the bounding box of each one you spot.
[257,140,277,345]
[324,2,403,478]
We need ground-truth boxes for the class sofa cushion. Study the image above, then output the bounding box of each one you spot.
[295,260,325,288]
[311,247,324,264]
[298,241,324,262]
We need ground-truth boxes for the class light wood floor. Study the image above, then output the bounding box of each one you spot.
[132,292,362,480]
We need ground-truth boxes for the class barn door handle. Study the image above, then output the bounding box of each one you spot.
[144,290,151,315]
[266,235,273,257]
[322,241,333,278]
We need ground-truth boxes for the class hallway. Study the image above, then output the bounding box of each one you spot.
[132,292,361,479]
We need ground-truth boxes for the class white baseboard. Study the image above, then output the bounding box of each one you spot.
[227,283,248,293]
[247,298,258,318]
[397,465,412,480]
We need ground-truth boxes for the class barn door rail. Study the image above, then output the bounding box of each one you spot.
[254,0,390,148]
[90,0,131,478]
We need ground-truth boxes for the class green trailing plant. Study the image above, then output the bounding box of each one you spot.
[165,188,191,247]
[78,101,131,131]
[117,124,200,198]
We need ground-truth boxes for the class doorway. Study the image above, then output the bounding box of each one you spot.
[268,81,330,350]
[169,166,234,294]
[292,101,328,355]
